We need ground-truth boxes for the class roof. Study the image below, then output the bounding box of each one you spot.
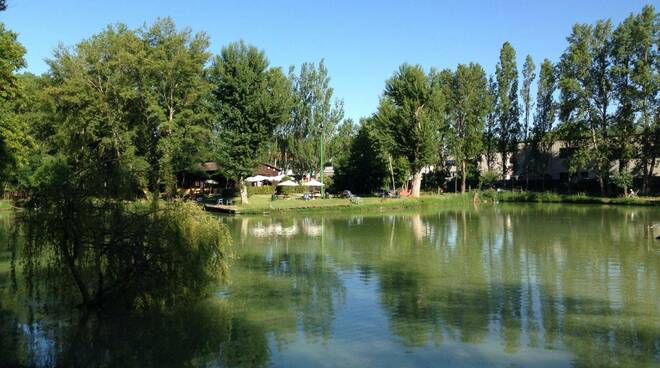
[200,161,219,172]
[252,163,281,176]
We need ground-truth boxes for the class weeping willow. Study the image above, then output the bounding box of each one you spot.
[15,158,232,310]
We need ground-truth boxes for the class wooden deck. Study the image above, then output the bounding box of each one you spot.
[203,204,239,214]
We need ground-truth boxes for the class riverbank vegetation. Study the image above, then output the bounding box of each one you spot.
[1,5,657,204]
[226,191,657,214]
[0,3,657,309]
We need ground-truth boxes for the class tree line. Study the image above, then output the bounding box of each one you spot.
[0,5,658,202]
[336,5,658,197]
[0,17,350,204]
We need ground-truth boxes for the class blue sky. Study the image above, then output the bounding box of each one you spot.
[0,0,654,122]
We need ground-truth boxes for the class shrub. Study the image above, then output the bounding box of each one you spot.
[246,185,275,196]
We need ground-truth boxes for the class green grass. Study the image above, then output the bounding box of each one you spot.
[0,200,12,211]
[480,191,658,206]
[234,193,473,214]
[234,191,658,214]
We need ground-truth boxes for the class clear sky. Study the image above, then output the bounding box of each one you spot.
[0,0,654,122]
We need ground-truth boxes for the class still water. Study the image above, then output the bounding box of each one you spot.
[1,204,659,367]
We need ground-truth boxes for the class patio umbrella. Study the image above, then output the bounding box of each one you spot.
[277,180,299,187]
[302,179,324,187]
[246,175,269,182]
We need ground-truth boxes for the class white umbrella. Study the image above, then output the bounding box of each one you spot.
[277,180,299,187]
[303,179,324,187]
[267,174,285,182]
[205,179,219,185]
[246,175,269,182]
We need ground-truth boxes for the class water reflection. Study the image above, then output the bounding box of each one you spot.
[2,205,659,367]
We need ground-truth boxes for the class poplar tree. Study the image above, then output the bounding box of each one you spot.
[521,55,536,142]
[558,20,613,195]
[284,60,344,176]
[530,59,556,188]
[629,6,658,194]
[375,64,444,198]
[483,75,499,172]
[495,42,521,181]
[443,63,490,193]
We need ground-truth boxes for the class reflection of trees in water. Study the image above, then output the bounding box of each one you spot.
[0,297,271,368]
[229,218,346,343]
[333,206,659,365]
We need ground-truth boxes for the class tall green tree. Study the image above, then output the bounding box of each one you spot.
[520,55,536,187]
[0,22,29,187]
[374,64,445,197]
[495,42,521,181]
[530,59,557,188]
[442,63,490,193]
[333,118,388,194]
[283,60,344,176]
[44,19,213,198]
[558,20,613,195]
[209,41,292,204]
[483,75,499,172]
[135,18,213,195]
[327,118,356,170]
[628,6,658,194]
[521,55,536,142]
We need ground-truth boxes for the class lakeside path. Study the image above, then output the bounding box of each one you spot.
[211,192,659,215]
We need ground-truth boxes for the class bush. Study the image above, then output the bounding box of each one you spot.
[611,171,633,195]
[246,185,275,196]
[479,170,499,189]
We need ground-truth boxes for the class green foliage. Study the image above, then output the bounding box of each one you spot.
[529,59,557,179]
[483,75,499,172]
[611,171,633,194]
[19,158,232,309]
[610,5,659,194]
[0,22,29,186]
[521,55,536,141]
[333,119,389,194]
[558,20,614,194]
[374,64,445,196]
[327,118,356,168]
[495,42,521,179]
[42,18,213,197]
[479,170,500,189]
[209,41,292,183]
[246,185,276,196]
[441,63,490,192]
[282,60,344,176]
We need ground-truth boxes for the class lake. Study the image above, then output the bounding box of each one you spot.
[1,204,659,367]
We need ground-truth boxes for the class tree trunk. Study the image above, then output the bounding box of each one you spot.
[597,174,605,196]
[501,151,508,186]
[461,160,467,194]
[411,171,422,198]
[240,179,248,205]
[389,155,396,192]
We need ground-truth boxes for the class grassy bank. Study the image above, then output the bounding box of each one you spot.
[234,193,473,214]
[481,191,659,206]
[231,191,659,214]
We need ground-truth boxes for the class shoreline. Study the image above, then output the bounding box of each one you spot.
[219,192,659,215]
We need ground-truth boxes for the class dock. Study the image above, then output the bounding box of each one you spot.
[203,204,239,214]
